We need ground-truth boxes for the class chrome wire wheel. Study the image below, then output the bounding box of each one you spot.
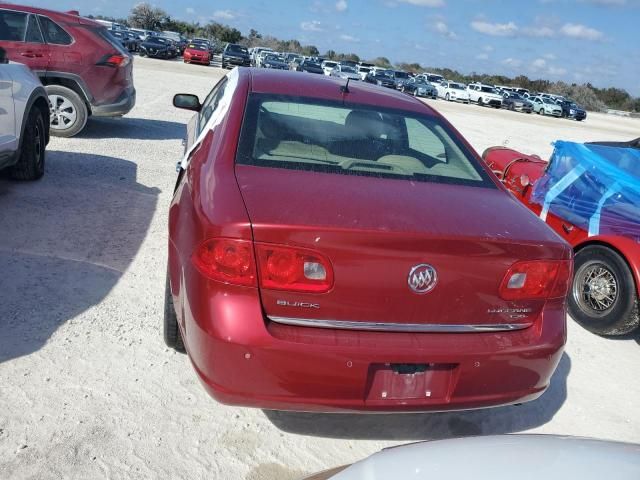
[49,94,78,131]
[573,261,618,316]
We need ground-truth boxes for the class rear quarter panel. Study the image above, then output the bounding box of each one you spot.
[168,69,252,329]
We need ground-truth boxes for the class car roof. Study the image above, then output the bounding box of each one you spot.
[246,68,436,115]
[0,3,101,26]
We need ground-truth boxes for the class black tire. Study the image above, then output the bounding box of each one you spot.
[445,93,450,101]
[478,98,483,106]
[569,245,639,336]
[164,270,185,352]
[46,85,88,138]
[10,107,46,181]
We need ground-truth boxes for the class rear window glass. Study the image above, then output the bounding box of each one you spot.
[0,10,27,41]
[237,95,494,188]
[38,16,73,45]
[227,44,247,54]
[91,27,128,55]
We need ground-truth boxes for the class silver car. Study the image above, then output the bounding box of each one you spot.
[0,49,50,180]
[531,96,563,117]
[329,64,361,81]
[305,435,640,480]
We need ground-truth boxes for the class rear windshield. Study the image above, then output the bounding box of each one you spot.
[90,26,129,55]
[236,95,494,188]
[227,44,247,54]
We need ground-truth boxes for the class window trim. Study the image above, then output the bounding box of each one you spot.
[197,76,228,135]
[24,13,44,44]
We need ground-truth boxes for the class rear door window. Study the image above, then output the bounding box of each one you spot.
[0,10,27,41]
[237,94,494,188]
[38,16,73,45]
[198,78,228,134]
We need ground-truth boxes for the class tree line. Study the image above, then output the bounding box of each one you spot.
[90,3,639,112]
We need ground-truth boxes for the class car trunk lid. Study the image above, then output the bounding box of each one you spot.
[236,165,568,330]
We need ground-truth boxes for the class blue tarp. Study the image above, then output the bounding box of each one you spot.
[531,141,640,240]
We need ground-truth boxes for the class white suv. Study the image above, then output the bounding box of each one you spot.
[0,48,50,180]
[467,83,503,108]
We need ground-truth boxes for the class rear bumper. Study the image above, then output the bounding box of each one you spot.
[567,112,587,120]
[185,56,210,65]
[92,87,136,117]
[179,273,566,413]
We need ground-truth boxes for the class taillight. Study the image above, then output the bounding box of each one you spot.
[499,260,572,301]
[191,239,334,293]
[96,54,130,67]
[255,244,334,293]
[192,238,256,287]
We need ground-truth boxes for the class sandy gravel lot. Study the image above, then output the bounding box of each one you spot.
[1,57,639,480]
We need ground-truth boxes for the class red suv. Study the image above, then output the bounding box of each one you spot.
[0,4,135,137]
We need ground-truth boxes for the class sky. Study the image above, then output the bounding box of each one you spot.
[31,0,640,95]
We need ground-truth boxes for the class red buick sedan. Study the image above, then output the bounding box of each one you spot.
[166,68,571,412]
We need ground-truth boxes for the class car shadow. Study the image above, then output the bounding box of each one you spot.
[77,117,185,140]
[606,328,640,345]
[263,353,570,441]
[0,150,159,363]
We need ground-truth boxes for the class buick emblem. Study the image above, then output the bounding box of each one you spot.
[408,264,438,294]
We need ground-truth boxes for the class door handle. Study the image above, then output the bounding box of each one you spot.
[20,52,43,58]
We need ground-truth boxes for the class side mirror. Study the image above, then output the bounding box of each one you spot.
[173,93,201,112]
[0,47,7,64]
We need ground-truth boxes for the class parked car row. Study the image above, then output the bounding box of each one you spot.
[243,51,588,121]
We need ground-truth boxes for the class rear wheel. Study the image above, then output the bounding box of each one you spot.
[164,270,185,352]
[569,245,639,336]
[10,107,46,181]
[47,85,88,138]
